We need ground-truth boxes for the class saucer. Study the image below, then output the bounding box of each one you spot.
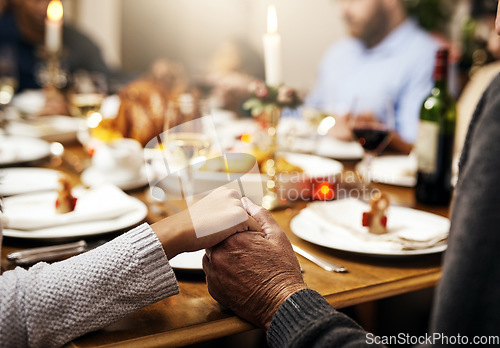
[81,166,149,191]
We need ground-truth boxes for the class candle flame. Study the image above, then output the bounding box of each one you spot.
[267,4,278,34]
[47,0,63,21]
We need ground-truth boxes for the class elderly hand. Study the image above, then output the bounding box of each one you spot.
[203,198,307,329]
[151,187,261,259]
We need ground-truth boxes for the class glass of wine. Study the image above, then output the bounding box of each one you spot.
[0,45,18,132]
[163,94,213,204]
[68,71,107,146]
[350,98,395,194]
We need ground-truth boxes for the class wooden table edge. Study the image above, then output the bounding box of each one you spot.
[67,269,441,348]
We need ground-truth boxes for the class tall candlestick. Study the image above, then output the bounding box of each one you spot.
[262,4,282,86]
[45,0,63,53]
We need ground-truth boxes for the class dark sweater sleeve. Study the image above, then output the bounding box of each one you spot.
[267,289,383,348]
[428,74,500,338]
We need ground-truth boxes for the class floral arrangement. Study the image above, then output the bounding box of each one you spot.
[243,80,302,117]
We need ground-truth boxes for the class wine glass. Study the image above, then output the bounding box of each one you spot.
[68,71,107,146]
[0,45,18,132]
[350,98,395,194]
[162,94,213,204]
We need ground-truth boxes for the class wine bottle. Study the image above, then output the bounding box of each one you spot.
[415,49,456,206]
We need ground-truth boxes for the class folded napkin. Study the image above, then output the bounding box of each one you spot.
[2,184,139,231]
[304,199,449,252]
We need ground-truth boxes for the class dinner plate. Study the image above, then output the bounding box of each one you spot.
[315,137,364,160]
[169,250,205,271]
[7,115,81,143]
[0,167,61,196]
[2,194,148,240]
[363,155,417,187]
[0,135,51,166]
[290,199,449,256]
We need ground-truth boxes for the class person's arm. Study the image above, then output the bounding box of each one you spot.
[203,198,383,347]
[392,49,436,147]
[0,186,259,348]
[0,223,176,348]
[428,75,500,338]
[268,289,379,348]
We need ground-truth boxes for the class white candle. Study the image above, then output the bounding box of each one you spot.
[262,4,282,86]
[45,0,63,53]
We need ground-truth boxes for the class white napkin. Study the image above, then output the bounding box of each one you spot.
[2,185,139,231]
[305,199,449,251]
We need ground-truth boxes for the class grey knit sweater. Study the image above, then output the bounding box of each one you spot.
[0,223,179,348]
[267,74,500,347]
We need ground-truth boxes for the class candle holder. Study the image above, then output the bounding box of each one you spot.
[37,51,68,90]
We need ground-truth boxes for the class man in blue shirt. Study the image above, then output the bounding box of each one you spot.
[306,0,439,153]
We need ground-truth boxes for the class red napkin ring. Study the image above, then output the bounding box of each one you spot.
[362,212,371,227]
[380,216,387,227]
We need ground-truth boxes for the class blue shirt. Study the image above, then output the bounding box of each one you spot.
[305,19,439,143]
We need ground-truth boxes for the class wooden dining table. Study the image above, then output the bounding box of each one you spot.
[1,143,449,348]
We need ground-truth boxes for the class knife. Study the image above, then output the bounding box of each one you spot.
[292,244,348,273]
[7,240,105,265]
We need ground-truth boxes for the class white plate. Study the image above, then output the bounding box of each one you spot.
[0,167,61,196]
[81,167,149,191]
[316,137,364,160]
[0,135,51,166]
[3,195,148,240]
[290,199,449,256]
[169,250,205,271]
[362,155,417,187]
[7,115,80,143]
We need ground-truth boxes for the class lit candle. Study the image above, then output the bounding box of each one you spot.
[45,0,63,53]
[262,4,282,86]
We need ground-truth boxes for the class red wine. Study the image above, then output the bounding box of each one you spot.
[353,128,390,152]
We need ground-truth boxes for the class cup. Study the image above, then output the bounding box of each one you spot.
[91,138,143,182]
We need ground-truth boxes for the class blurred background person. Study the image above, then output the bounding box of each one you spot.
[0,0,110,92]
[305,0,440,154]
[201,38,264,116]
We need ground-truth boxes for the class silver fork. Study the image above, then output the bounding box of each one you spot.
[292,245,348,273]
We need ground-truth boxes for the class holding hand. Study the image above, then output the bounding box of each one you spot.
[151,187,261,259]
[203,198,307,329]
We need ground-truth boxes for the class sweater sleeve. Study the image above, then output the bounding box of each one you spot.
[0,223,179,348]
[267,289,383,348]
[428,74,500,338]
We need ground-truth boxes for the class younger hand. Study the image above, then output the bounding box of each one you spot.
[152,187,260,259]
[203,198,307,329]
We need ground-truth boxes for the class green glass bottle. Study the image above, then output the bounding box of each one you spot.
[415,48,457,206]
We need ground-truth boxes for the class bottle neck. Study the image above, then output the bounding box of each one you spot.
[433,51,448,90]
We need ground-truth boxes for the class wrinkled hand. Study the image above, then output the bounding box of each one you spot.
[151,187,261,259]
[203,198,307,329]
